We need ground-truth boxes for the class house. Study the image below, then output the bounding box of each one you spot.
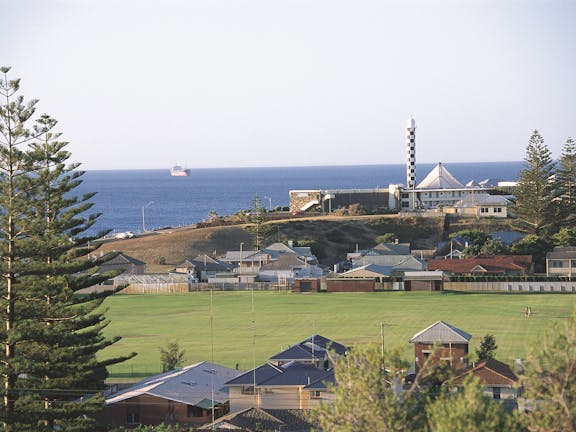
[427,255,533,276]
[258,254,323,283]
[546,246,576,279]
[445,193,512,218]
[176,255,236,282]
[225,335,346,412]
[349,254,425,274]
[98,252,146,275]
[347,241,411,261]
[99,361,241,429]
[222,242,319,276]
[450,358,520,410]
[409,321,472,372]
[200,407,318,431]
[226,362,335,412]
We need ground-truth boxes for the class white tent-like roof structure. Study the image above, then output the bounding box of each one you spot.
[416,163,464,189]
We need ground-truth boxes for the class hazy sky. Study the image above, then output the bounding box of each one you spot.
[1,0,575,170]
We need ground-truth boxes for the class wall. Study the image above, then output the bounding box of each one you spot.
[414,343,468,373]
[326,278,375,292]
[445,281,576,293]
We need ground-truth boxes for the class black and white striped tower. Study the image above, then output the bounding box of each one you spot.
[406,116,416,189]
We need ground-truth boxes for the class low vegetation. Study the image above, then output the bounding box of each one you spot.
[100,291,576,380]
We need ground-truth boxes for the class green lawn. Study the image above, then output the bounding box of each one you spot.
[100,291,576,380]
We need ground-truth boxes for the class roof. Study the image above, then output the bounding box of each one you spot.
[547,246,576,260]
[105,361,241,406]
[262,242,314,259]
[181,255,236,272]
[223,250,261,262]
[454,193,511,208]
[338,264,392,278]
[451,358,519,387]
[351,255,424,271]
[347,242,411,260]
[269,334,348,362]
[428,255,533,274]
[416,163,464,189]
[226,361,334,389]
[409,321,472,344]
[260,254,307,271]
[202,408,317,431]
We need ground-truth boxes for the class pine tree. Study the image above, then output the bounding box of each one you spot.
[0,66,133,431]
[556,137,576,225]
[475,334,497,361]
[513,130,558,236]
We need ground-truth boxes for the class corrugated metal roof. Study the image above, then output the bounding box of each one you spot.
[106,361,240,406]
[409,321,472,344]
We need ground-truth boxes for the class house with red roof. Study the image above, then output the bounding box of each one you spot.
[450,358,521,409]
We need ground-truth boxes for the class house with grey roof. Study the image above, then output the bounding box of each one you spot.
[349,254,425,274]
[176,254,236,282]
[445,193,512,218]
[225,335,346,412]
[409,321,472,373]
[347,241,411,261]
[546,246,576,279]
[258,254,322,283]
[98,361,240,429]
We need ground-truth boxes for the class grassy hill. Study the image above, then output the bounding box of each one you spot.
[97,214,447,271]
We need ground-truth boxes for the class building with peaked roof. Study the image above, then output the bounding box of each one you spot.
[450,358,520,403]
[176,254,236,282]
[200,407,318,431]
[398,162,492,211]
[445,193,512,218]
[428,255,533,275]
[546,246,576,279]
[269,334,348,366]
[347,242,411,261]
[98,252,146,275]
[98,361,241,429]
[349,254,425,273]
[409,321,472,372]
[225,335,346,412]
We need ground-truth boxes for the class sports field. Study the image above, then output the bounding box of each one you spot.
[100,291,576,380]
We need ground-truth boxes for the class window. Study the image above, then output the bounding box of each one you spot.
[401,193,409,199]
[187,405,209,418]
[126,410,140,425]
[495,207,502,213]
[241,386,256,395]
[402,202,410,208]
[492,387,501,399]
[311,390,322,399]
[480,207,489,213]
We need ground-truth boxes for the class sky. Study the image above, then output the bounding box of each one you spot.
[1,0,575,170]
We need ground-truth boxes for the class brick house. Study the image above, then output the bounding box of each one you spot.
[409,321,472,372]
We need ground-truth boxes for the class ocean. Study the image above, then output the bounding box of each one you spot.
[75,162,523,235]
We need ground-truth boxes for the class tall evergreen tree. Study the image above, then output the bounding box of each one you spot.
[513,130,557,235]
[556,137,576,225]
[0,67,133,431]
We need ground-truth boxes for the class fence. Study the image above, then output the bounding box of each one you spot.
[445,281,576,293]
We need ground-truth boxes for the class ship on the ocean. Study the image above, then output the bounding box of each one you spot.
[170,164,190,177]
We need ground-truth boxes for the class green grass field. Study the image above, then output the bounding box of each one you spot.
[100,291,576,380]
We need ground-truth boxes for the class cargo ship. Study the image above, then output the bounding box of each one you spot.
[170,164,190,177]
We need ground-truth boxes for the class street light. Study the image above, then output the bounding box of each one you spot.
[239,242,244,275]
[141,201,154,232]
[264,196,272,211]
